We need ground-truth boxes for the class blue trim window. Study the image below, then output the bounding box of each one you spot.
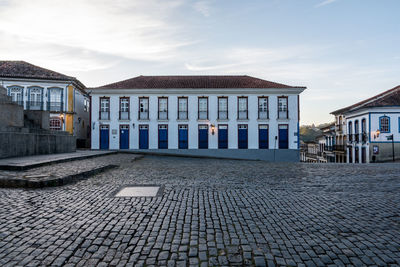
[398,117,400,133]
[379,116,390,133]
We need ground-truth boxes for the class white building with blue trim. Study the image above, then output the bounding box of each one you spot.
[334,85,400,163]
[0,61,90,147]
[89,75,306,162]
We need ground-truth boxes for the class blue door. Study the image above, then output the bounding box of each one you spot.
[238,125,248,149]
[120,125,129,149]
[278,125,288,149]
[178,125,188,149]
[158,125,168,149]
[139,125,149,149]
[198,125,208,149]
[218,125,228,149]
[100,125,109,149]
[259,125,269,149]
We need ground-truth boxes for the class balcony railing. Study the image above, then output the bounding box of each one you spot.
[11,100,24,106]
[47,102,63,112]
[333,145,345,152]
[27,101,43,110]
[362,132,368,143]
[354,133,359,143]
[325,146,333,151]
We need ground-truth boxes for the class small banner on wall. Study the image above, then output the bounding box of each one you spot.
[373,145,379,155]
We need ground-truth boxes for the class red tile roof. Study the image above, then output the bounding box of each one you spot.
[0,61,86,90]
[331,85,400,115]
[91,75,304,89]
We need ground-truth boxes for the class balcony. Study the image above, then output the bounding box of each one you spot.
[325,146,333,151]
[362,132,368,143]
[333,145,345,152]
[335,125,343,133]
[47,102,63,112]
[27,101,43,110]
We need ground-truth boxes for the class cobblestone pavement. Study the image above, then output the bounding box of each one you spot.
[0,155,399,266]
[0,154,141,186]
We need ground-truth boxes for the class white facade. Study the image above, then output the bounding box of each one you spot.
[90,86,304,161]
[345,107,400,163]
[1,78,90,142]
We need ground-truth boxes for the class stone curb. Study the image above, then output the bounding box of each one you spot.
[0,151,118,171]
[0,164,119,188]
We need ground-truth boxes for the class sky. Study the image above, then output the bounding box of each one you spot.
[0,0,399,125]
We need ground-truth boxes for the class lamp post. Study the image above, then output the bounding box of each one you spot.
[386,134,395,162]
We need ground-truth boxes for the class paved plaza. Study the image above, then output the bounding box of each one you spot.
[0,154,399,266]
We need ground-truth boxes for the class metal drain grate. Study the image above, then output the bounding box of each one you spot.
[115,186,161,197]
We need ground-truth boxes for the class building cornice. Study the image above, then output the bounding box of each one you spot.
[87,87,306,95]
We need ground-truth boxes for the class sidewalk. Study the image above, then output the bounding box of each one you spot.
[0,150,117,170]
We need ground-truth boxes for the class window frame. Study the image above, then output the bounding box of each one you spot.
[99,96,110,120]
[379,116,390,133]
[277,96,289,119]
[258,96,269,119]
[158,97,168,120]
[49,118,62,131]
[198,96,209,120]
[218,96,228,120]
[119,97,130,120]
[138,97,149,120]
[177,96,188,120]
[237,96,248,120]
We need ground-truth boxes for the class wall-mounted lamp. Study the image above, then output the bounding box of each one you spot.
[78,117,81,123]
[374,129,380,139]
[132,123,135,128]
[211,124,215,135]
[92,122,96,130]
[59,114,65,123]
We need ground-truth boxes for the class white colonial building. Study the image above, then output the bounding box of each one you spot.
[0,61,90,147]
[89,75,306,161]
[334,85,400,163]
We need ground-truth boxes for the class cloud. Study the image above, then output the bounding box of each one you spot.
[194,1,212,17]
[315,0,337,8]
[0,0,193,71]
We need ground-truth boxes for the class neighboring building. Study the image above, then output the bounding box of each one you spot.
[300,138,326,163]
[329,111,347,163]
[320,122,336,162]
[333,85,400,163]
[0,61,90,147]
[89,75,306,161]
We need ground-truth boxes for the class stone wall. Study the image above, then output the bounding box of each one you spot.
[0,102,24,127]
[0,127,76,159]
[370,143,400,163]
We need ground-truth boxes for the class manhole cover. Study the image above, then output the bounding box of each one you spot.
[115,186,161,197]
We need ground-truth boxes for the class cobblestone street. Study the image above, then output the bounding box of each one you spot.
[0,154,399,266]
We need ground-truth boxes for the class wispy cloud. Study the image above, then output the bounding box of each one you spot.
[315,0,337,8]
[193,0,212,17]
[0,0,193,71]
